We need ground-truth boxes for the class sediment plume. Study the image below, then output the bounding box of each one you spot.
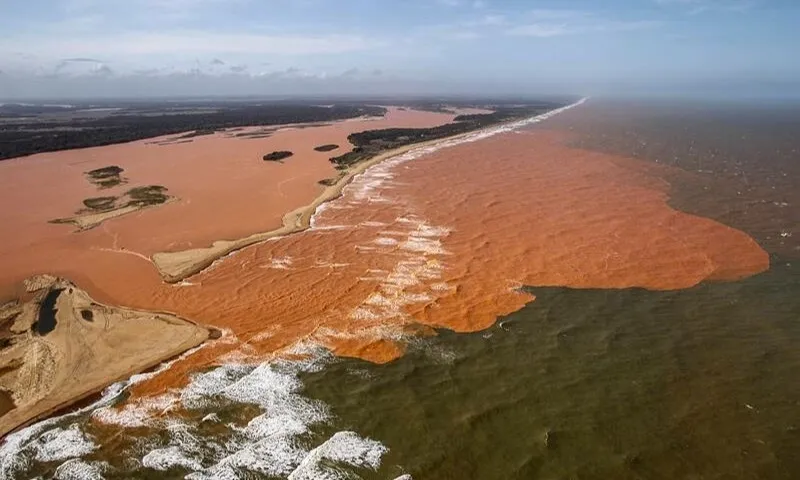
[0,100,768,404]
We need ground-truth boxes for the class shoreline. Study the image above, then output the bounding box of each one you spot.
[4,334,209,438]
[151,100,587,283]
[153,128,493,282]
[0,277,215,438]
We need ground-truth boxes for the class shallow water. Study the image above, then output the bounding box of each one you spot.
[2,100,797,479]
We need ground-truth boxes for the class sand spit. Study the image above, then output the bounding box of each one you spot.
[52,204,145,231]
[0,275,209,437]
[0,107,462,300]
[152,133,493,283]
[152,102,581,282]
[51,196,177,232]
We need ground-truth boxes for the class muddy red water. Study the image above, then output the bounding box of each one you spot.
[0,109,768,399]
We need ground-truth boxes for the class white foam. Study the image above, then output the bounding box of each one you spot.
[288,431,387,480]
[374,237,399,246]
[313,261,350,269]
[264,256,293,270]
[53,459,107,480]
[142,446,202,471]
[32,425,96,463]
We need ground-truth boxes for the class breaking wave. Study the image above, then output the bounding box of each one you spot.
[1,349,395,479]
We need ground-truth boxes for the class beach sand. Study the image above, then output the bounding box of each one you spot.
[0,275,209,437]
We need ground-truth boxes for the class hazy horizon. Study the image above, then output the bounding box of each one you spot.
[1,0,799,100]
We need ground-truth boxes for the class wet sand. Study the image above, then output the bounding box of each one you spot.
[0,103,769,402]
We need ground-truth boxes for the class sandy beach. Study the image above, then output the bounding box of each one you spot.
[0,275,209,437]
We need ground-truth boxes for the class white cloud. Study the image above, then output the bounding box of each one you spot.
[0,31,376,59]
[654,0,757,14]
[527,9,592,20]
[509,9,659,37]
[65,0,246,12]
[508,24,571,37]
[477,14,506,26]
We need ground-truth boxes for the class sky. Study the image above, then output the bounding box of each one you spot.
[0,0,798,99]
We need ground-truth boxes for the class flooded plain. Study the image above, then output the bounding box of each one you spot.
[1,100,797,479]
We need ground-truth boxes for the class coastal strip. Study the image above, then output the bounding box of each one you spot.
[152,98,588,283]
[0,275,214,437]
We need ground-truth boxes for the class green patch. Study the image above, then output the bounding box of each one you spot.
[86,165,123,179]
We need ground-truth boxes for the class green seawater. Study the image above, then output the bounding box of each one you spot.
[301,260,800,479]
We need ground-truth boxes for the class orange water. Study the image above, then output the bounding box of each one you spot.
[134,127,767,395]
[0,115,768,398]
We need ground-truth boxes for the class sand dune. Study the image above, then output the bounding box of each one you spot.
[0,275,210,437]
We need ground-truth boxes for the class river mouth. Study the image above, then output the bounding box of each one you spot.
[2,99,796,479]
[299,259,800,479]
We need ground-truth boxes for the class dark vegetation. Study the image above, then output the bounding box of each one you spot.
[263,151,293,162]
[0,103,386,160]
[314,144,340,152]
[76,185,170,214]
[86,165,125,189]
[318,178,339,187]
[82,197,117,211]
[330,104,561,169]
[0,309,19,350]
[126,185,169,206]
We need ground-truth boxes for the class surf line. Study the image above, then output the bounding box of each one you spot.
[151,97,590,284]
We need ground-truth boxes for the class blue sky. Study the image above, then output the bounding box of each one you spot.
[0,0,798,98]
